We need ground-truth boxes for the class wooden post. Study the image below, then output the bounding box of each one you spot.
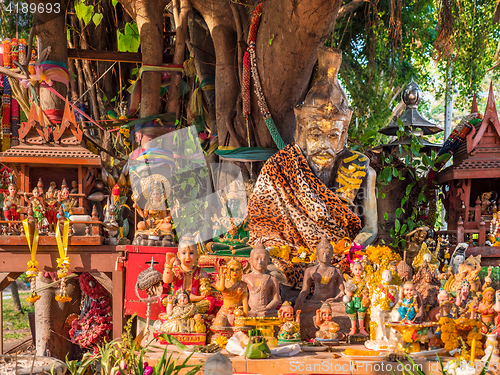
[112,264,124,339]
[458,216,464,243]
[475,196,481,223]
[78,165,83,208]
[479,217,486,246]
[0,290,3,354]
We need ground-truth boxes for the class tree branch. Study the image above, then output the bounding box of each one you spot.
[337,0,369,19]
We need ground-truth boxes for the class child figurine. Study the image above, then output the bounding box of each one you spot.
[343,261,369,336]
[478,287,496,332]
[277,301,301,342]
[314,302,340,340]
[394,281,423,323]
[44,187,59,233]
[26,187,47,232]
[159,290,205,334]
[3,183,21,232]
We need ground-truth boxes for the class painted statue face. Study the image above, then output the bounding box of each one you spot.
[403,283,415,299]
[178,245,198,269]
[352,263,363,277]
[47,190,54,199]
[33,189,39,198]
[424,273,432,283]
[438,292,449,306]
[151,189,162,203]
[320,308,332,322]
[282,306,294,320]
[72,181,77,188]
[226,198,240,217]
[251,251,269,273]
[382,270,392,283]
[484,290,494,303]
[423,253,431,263]
[229,264,242,281]
[62,189,69,199]
[177,293,189,306]
[317,246,333,265]
[8,185,16,196]
[460,284,470,297]
[305,120,344,179]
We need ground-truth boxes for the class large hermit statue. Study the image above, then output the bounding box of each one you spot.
[248,46,377,254]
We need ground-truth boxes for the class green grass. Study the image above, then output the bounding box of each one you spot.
[2,293,34,341]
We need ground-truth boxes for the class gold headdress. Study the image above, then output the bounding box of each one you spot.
[282,301,292,307]
[140,174,171,202]
[320,301,331,309]
[483,286,495,295]
[225,258,243,281]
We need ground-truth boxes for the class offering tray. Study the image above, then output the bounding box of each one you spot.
[384,322,438,354]
[314,338,339,347]
[244,317,285,348]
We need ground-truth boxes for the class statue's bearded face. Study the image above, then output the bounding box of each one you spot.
[303,119,346,183]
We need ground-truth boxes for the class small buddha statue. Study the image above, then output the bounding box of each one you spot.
[3,183,21,232]
[314,302,340,340]
[277,302,301,342]
[295,235,345,311]
[212,259,249,327]
[343,261,369,336]
[366,269,399,349]
[162,234,214,314]
[393,282,423,323]
[242,242,281,317]
[413,259,440,316]
[405,226,429,266]
[208,182,252,256]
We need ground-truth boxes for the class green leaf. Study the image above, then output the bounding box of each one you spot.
[92,13,103,27]
[401,224,407,234]
[395,219,401,232]
[384,212,389,220]
[112,0,118,6]
[435,153,451,164]
[411,147,420,158]
[396,208,402,218]
[74,0,94,26]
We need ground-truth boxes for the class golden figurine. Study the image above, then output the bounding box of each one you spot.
[159,290,206,334]
[212,259,249,327]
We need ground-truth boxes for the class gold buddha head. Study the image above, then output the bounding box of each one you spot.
[294,47,353,183]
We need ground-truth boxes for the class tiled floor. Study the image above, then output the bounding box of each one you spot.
[144,344,450,375]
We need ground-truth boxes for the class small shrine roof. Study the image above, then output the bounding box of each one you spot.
[0,144,101,166]
[436,158,500,183]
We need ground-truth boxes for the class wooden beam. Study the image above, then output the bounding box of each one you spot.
[90,271,113,294]
[0,272,23,292]
[68,48,174,64]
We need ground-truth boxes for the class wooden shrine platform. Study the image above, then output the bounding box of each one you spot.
[0,244,126,340]
[144,344,454,375]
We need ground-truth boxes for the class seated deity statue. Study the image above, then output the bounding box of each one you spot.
[207,182,252,256]
[405,226,429,267]
[158,290,206,334]
[242,242,281,317]
[277,302,301,341]
[247,46,377,256]
[314,302,340,340]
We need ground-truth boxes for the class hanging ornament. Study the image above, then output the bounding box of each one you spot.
[55,219,71,302]
[23,214,40,303]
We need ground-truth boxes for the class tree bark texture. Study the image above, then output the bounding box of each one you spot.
[121,0,170,146]
[10,280,23,314]
[190,0,343,150]
[31,0,70,112]
[35,275,81,360]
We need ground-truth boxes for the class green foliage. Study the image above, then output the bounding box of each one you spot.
[93,13,103,27]
[64,315,201,375]
[74,0,94,27]
[117,22,140,53]
[0,1,31,40]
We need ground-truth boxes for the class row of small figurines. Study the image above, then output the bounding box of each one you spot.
[1,178,79,234]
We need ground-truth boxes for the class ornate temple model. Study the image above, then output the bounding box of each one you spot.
[438,86,500,249]
[0,100,101,244]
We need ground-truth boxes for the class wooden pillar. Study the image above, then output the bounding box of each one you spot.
[479,217,486,246]
[112,264,124,339]
[78,165,83,208]
[474,196,481,223]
